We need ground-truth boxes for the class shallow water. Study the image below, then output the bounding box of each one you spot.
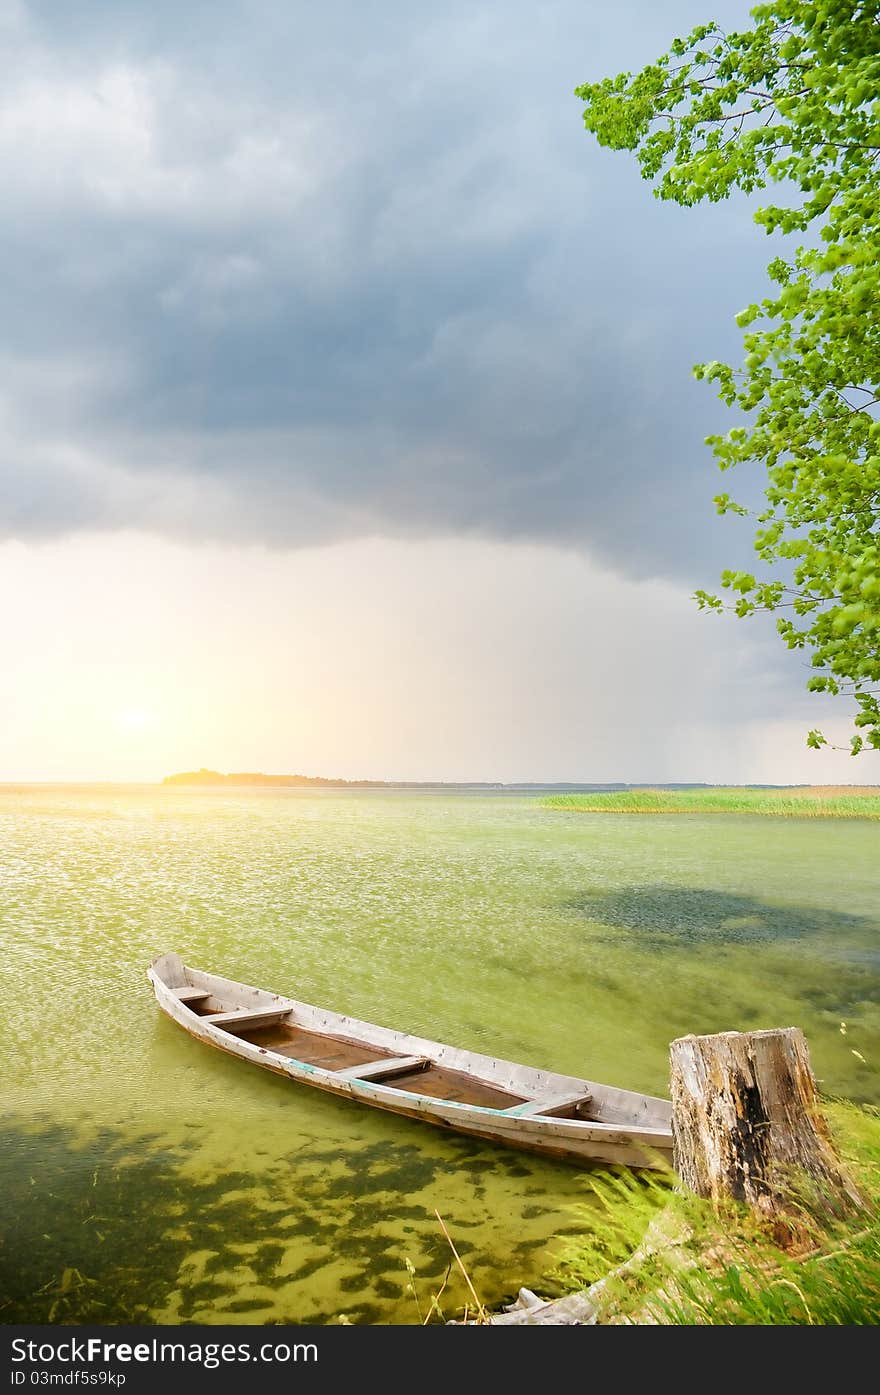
[1,787,878,1322]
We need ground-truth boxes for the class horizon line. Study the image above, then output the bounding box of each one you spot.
[1,779,876,791]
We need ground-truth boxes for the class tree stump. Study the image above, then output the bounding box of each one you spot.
[669,1028,862,1218]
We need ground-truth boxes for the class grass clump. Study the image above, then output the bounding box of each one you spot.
[553,1101,880,1325]
[542,787,880,819]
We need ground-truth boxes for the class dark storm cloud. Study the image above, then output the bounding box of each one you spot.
[0,0,763,579]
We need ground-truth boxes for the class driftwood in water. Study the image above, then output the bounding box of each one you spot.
[481,1212,694,1324]
[670,1028,862,1216]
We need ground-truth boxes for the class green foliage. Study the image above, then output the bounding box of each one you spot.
[577,2,880,754]
[555,1102,880,1325]
[552,1169,675,1288]
[656,1222,880,1324]
[542,786,880,816]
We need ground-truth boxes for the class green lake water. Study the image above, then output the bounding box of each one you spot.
[2,786,878,1323]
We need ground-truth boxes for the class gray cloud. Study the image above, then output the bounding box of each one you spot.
[0,0,766,581]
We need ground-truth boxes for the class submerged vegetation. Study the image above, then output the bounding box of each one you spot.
[542,787,880,818]
[0,1116,561,1326]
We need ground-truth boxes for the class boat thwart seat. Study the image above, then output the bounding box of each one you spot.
[174,986,212,1004]
[506,1091,593,1118]
[203,1006,291,1032]
[335,1055,430,1083]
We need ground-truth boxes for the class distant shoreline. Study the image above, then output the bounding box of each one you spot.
[160,771,880,795]
[1,775,878,797]
[159,771,729,791]
[161,768,501,789]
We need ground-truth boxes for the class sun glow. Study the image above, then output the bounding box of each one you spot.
[0,533,869,784]
[113,707,156,732]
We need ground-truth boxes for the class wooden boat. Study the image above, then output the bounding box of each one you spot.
[148,953,673,1170]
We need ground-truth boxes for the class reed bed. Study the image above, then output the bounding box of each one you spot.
[542,787,880,819]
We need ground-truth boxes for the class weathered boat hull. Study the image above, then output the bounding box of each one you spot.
[148,953,674,1170]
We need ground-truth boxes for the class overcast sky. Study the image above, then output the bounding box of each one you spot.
[0,0,866,781]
